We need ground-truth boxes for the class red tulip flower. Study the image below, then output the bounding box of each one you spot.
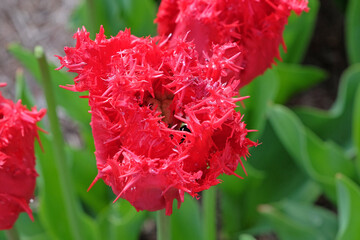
[58,27,256,215]
[155,0,309,89]
[0,84,45,230]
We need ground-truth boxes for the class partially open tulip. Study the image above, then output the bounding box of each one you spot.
[155,0,309,89]
[58,27,256,215]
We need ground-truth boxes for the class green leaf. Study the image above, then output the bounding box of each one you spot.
[280,0,319,63]
[98,201,145,240]
[14,213,51,240]
[108,203,145,240]
[220,165,265,234]
[220,122,319,237]
[354,85,360,177]
[69,147,109,214]
[239,69,278,139]
[22,234,50,240]
[36,133,100,240]
[269,105,356,200]
[274,63,327,104]
[259,201,338,240]
[294,64,360,149]
[35,133,75,239]
[171,195,203,240]
[288,180,322,203]
[346,0,360,64]
[239,63,326,138]
[239,234,256,240]
[119,0,157,37]
[71,0,123,36]
[70,0,157,37]
[335,174,360,240]
[249,122,317,204]
[8,43,91,129]
[15,68,35,108]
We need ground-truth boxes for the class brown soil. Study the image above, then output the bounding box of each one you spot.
[0,0,78,100]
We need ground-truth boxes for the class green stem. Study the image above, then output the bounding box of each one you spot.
[5,227,20,240]
[203,187,216,240]
[15,68,24,101]
[34,46,81,240]
[156,209,171,240]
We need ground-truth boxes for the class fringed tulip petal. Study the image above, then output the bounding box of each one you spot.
[58,27,256,215]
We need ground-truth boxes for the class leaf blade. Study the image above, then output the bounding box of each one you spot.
[346,0,360,64]
[281,0,319,63]
[336,174,360,240]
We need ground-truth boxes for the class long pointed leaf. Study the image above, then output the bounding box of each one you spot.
[280,0,319,63]
[354,85,360,178]
[171,195,203,240]
[259,201,337,240]
[239,69,278,139]
[269,105,356,200]
[294,64,360,149]
[98,201,145,240]
[336,174,360,240]
[274,63,327,104]
[346,0,360,64]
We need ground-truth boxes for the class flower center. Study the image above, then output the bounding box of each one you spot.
[147,97,174,125]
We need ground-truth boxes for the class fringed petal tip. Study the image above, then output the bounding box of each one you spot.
[287,0,310,14]
[59,84,78,92]
[0,194,34,230]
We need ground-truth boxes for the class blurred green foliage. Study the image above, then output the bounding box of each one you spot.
[70,0,157,37]
[346,0,360,64]
[279,0,319,63]
[335,174,360,239]
[3,0,360,239]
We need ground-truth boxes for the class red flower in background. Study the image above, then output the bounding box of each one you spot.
[58,27,256,215]
[0,84,45,230]
[155,0,309,89]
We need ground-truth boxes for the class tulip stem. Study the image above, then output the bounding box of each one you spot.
[34,46,82,240]
[156,209,171,240]
[5,227,20,240]
[203,187,217,240]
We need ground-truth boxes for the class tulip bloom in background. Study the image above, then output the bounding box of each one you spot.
[58,27,257,215]
[0,83,45,230]
[156,0,309,88]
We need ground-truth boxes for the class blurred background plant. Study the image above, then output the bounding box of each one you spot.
[0,0,359,239]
